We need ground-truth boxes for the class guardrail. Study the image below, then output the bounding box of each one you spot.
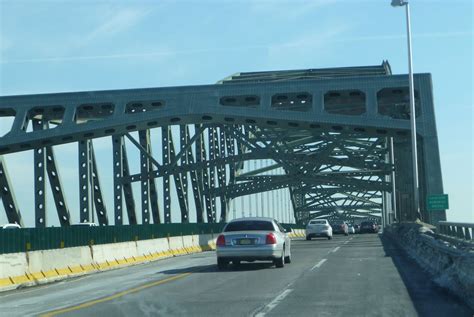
[437,221,473,242]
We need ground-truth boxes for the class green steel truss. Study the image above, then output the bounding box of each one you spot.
[0,62,446,226]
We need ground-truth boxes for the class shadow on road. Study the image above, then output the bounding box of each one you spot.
[379,234,472,316]
[157,261,277,275]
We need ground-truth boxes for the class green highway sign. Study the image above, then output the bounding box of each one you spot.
[427,194,449,210]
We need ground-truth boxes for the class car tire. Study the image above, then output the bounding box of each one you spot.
[275,251,285,268]
[327,236,332,240]
[345,232,349,236]
[306,236,311,241]
[217,258,228,270]
[284,252,292,264]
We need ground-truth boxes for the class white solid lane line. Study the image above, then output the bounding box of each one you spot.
[254,288,294,317]
[310,258,327,271]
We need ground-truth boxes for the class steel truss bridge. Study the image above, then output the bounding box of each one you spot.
[0,62,446,227]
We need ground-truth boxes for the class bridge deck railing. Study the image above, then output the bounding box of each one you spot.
[437,221,473,242]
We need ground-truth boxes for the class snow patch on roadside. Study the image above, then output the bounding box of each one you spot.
[384,223,474,310]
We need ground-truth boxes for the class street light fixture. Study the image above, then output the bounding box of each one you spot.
[390,0,421,221]
[391,0,407,6]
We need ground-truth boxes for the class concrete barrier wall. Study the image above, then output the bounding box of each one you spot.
[199,234,216,251]
[28,246,94,278]
[0,253,29,286]
[168,236,185,255]
[94,242,139,270]
[137,238,170,257]
[0,233,217,291]
[288,229,305,238]
[0,231,301,292]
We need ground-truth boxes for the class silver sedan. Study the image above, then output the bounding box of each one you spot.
[216,217,292,269]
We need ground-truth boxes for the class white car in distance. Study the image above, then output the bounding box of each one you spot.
[306,219,333,240]
[1,223,21,229]
[347,224,355,234]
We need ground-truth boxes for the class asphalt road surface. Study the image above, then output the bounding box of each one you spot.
[0,234,471,317]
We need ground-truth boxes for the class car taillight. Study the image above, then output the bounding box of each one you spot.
[266,233,277,244]
[216,234,226,246]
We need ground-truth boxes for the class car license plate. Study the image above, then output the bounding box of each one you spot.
[239,239,253,245]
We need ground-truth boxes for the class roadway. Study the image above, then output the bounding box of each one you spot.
[0,234,471,316]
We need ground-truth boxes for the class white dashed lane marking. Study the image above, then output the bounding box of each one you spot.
[254,288,294,317]
[310,258,327,271]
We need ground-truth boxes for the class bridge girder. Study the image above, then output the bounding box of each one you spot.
[0,66,445,226]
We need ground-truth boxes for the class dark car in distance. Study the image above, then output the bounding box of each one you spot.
[359,221,379,233]
[330,221,349,236]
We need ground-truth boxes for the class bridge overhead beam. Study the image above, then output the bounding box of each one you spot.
[300,204,382,213]
[0,68,446,226]
[1,74,435,156]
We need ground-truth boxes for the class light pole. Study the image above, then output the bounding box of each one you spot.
[391,0,421,221]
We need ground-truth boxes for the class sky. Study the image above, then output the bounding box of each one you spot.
[0,0,472,225]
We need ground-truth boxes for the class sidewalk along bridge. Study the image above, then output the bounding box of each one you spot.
[0,61,446,228]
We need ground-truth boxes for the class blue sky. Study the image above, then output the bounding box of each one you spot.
[0,0,472,225]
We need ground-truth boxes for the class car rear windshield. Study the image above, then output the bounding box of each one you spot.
[224,221,275,232]
[309,220,327,225]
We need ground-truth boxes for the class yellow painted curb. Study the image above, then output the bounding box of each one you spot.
[10,275,31,284]
[135,255,147,262]
[0,278,13,287]
[97,262,110,270]
[172,249,179,255]
[148,253,158,260]
[31,272,46,280]
[43,270,60,278]
[81,264,97,272]
[117,258,128,265]
[69,266,84,274]
[56,268,71,276]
